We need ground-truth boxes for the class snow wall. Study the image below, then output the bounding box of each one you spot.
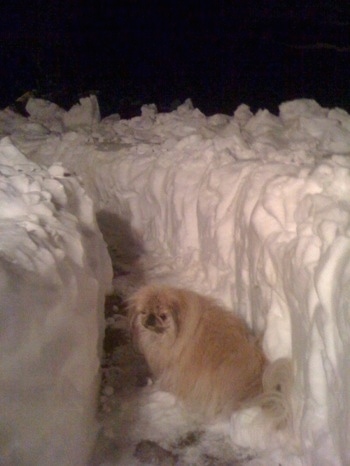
[2,96,350,465]
[0,138,113,465]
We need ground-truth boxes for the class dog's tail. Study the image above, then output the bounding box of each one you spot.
[242,358,294,430]
[259,358,294,429]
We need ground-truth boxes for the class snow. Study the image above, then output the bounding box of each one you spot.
[0,138,112,465]
[1,95,350,464]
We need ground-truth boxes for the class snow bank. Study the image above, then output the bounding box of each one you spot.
[2,96,350,464]
[0,138,112,465]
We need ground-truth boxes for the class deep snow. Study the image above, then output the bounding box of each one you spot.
[1,95,350,465]
[0,137,112,465]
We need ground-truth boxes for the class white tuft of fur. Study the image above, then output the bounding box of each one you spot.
[240,358,294,430]
[229,358,300,462]
[261,358,294,428]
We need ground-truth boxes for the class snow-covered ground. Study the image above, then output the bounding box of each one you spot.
[1,95,350,465]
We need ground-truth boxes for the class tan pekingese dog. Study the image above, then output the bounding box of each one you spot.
[128,285,292,427]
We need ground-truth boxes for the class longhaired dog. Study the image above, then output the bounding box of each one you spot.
[128,285,292,427]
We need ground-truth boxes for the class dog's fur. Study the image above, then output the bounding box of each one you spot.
[128,285,293,426]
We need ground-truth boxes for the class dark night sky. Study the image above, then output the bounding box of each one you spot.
[1,0,350,116]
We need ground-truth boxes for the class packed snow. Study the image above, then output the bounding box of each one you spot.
[1,95,350,465]
[0,137,113,465]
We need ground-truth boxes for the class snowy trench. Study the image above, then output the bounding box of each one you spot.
[1,96,350,464]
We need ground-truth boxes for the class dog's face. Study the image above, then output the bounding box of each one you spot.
[128,286,181,358]
[138,294,178,335]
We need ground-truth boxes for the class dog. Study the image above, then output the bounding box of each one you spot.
[128,284,292,427]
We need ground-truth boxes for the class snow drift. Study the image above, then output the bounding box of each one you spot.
[1,95,350,464]
[0,137,112,465]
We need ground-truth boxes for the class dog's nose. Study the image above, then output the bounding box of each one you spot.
[145,313,156,327]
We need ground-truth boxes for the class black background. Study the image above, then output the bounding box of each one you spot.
[1,0,350,117]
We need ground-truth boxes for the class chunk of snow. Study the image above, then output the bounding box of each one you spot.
[26,97,66,133]
[63,95,101,132]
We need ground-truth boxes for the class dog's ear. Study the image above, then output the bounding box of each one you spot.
[168,296,181,335]
[126,294,140,331]
[126,303,136,331]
